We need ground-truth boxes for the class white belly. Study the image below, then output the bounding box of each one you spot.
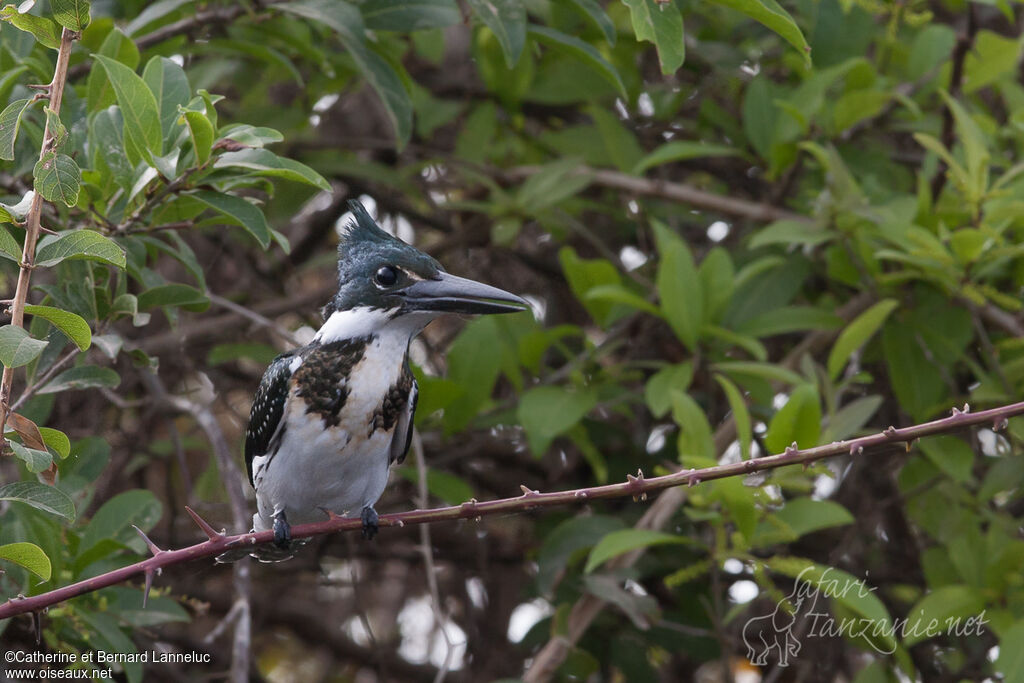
[251,330,410,532]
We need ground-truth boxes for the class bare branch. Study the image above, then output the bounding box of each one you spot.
[1,398,1021,622]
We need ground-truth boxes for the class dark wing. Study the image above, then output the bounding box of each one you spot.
[245,352,298,486]
[389,375,418,465]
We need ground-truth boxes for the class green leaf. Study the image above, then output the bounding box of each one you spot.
[764,383,821,453]
[622,0,684,75]
[181,109,213,166]
[750,219,834,248]
[39,427,71,459]
[566,0,616,45]
[996,620,1024,682]
[918,435,974,483]
[713,360,805,387]
[584,284,662,317]
[33,151,81,207]
[0,98,34,161]
[0,325,48,368]
[0,542,51,581]
[633,141,739,175]
[52,0,90,30]
[35,230,127,268]
[536,515,626,594]
[277,0,413,148]
[518,386,598,455]
[821,395,882,443]
[715,373,751,460]
[528,26,626,99]
[585,529,690,573]
[213,148,331,191]
[0,225,20,261]
[80,489,163,554]
[708,0,809,60]
[518,158,592,212]
[465,0,526,67]
[8,440,52,472]
[0,480,75,520]
[644,362,693,418]
[0,6,62,49]
[398,467,475,505]
[24,305,91,350]
[93,54,163,165]
[558,247,622,326]
[37,365,120,394]
[653,220,702,351]
[361,0,459,30]
[827,299,899,380]
[902,585,985,646]
[671,390,715,462]
[939,91,990,202]
[143,56,191,141]
[737,306,843,338]
[191,190,271,248]
[753,497,853,545]
[124,0,194,36]
[137,283,210,311]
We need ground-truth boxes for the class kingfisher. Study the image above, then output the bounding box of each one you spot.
[237,201,527,560]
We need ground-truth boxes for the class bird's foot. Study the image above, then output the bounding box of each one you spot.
[361,506,379,540]
[272,511,291,549]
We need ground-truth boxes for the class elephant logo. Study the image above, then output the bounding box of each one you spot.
[742,576,818,667]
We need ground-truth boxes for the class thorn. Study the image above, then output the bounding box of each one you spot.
[31,610,41,644]
[574,490,588,499]
[951,407,962,416]
[994,417,1009,431]
[688,476,700,488]
[640,492,647,501]
[626,473,639,486]
[962,403,970,413]
[317,506,342,521]
[519,484,536,496]
[395,519,405,527]
[142,570,154,608]
[785,442,799,455]
[636,468,645,479]
[132,525,163,556]
[849,444,864,455]
[884,426,897,437]
[26,83,50,91]
[802,461,810,471]
[184,506,224,540]
[905,441,912,452]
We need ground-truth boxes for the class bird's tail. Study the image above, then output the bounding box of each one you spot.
[214,533,309,563]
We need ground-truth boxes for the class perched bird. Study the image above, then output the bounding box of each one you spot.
[237,201,527,560]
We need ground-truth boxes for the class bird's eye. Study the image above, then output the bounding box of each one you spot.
[375,265,399,287]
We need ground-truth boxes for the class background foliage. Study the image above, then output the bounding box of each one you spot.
[1,0,1023,681]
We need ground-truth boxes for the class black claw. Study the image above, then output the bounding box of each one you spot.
[273,512,291,549]
[361,506,379,540]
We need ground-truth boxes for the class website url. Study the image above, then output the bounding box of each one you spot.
[5,668,113,679]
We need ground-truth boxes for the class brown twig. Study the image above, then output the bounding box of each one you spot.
[0,28,78,444]
[501,166,806,223]
[1,398,1022,622]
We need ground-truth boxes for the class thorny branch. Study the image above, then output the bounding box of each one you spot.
[1,399,1022,623]
[0,28,78,445]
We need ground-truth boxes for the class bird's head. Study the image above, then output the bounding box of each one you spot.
[324,201,528,330]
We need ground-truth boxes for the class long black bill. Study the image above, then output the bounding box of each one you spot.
[403,271,529,315]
